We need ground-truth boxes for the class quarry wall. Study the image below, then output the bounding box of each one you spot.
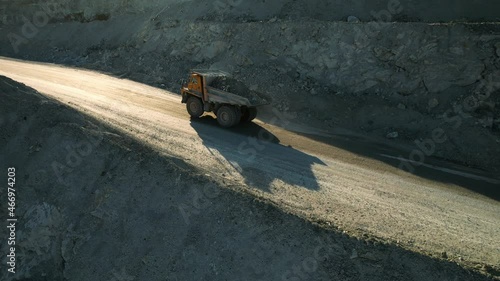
[1,0,499,25]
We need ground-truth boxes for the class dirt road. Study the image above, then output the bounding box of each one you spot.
[0,57,499,270]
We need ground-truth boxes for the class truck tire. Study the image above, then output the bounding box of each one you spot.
[186,96,204,118]
[217,105,240,128]
[241,107,257,122]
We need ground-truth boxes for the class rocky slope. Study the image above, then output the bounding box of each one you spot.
[2,0,500,24]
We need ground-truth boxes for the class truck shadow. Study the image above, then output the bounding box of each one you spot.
[292,130,500,201]
[190,116,326,192]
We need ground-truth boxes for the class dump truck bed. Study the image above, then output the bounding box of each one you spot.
[205,86,268,107]
[183,69,269,107]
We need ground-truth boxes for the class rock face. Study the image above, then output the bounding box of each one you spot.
[428,98,439,109]
[347,16,360,23]
[1,0,499,23]
[386,131,399,139]
[1,3,498,99]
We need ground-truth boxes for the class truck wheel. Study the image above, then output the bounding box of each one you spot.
[186,96,203,118]
[241,107,257,122]
[217,105,240,128]
[247,107,257,121]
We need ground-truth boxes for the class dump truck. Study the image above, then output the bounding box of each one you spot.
[180,70,268,127]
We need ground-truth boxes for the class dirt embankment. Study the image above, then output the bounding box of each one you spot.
[2,0,500,23]
[1,75,497,280]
